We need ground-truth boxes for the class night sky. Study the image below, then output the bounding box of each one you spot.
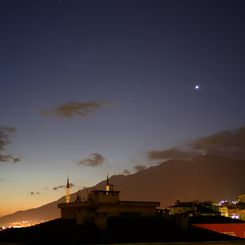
[0,0,245,216]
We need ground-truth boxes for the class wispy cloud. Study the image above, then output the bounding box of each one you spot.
[148,126,245,161]
[0,126,16,151]
[0,155,13,162]
[0,155,21,163]
[134,164,147,172]
[53,183,75,191]
[78,153,105,167]
[42,100,112,119]
[0,126,19,163]
[28,192,41,195]
[148,147,197,161]
[123,169,130,175]
[13,157,20,163]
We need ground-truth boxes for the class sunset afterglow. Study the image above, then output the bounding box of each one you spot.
[0,0,245,220]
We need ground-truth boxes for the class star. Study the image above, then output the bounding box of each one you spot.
[194,84,200,90]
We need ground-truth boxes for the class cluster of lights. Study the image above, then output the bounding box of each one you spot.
[217,199,242,220]
[1,219,47,230]
[218,200,238,206]
[218,200,229,206]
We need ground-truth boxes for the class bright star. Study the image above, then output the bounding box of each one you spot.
[194,84,200,90]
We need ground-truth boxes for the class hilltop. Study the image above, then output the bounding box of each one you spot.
[0,217,240,243]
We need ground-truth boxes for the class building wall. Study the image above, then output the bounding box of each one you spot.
[58,187,160,230]
[239,209,245,221]
[60,207,77,219]
[168,206,193,215]
[76,209,95,225]
[118,203,159,216]
[238,194,245,203]
[219,206,228,217]
[75,202,159,229]
[89,191,120,203]
[227,208,240,219]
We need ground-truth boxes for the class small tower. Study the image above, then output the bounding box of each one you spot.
[65,177,71,203]
[105,174,110,192]
[105,174,113,192]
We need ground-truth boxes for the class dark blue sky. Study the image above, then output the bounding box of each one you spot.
[0,0,245,215]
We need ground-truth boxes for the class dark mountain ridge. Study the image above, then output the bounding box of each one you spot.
[0,154,244,226]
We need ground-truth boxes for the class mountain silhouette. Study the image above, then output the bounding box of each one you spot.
[0,154,244,226]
